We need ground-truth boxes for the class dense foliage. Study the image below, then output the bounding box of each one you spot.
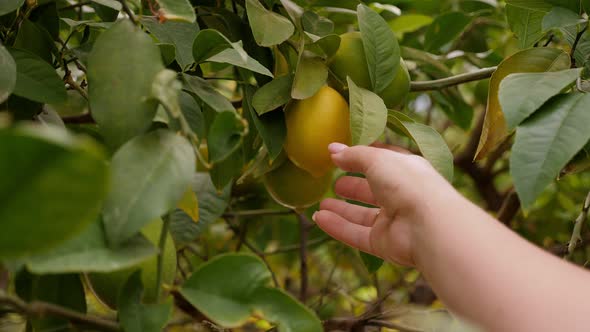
[1,0,590,331]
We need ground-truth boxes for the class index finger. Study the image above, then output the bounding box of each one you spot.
[328,143,401,174]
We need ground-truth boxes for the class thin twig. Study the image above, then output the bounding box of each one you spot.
[118,0,138,25]
[156,215,171,300]
[65,75,88,100]
[497,188,521,226]
[224,218,280,287]
[568,191,590,256]
[410,67,496,92]
[264,237,330,256]
[0,292,121,331]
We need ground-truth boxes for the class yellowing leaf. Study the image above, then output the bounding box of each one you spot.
[177,188,199,222]
[475,48,570,160]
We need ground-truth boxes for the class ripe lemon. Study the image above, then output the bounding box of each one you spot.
[284,85,351,178]
[329,31,410,109]
[88,219,176,309]
[263,158,333,211]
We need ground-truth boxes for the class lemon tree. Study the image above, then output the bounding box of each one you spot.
[1,1,590,331]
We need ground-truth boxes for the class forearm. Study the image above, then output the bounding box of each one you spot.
[415,194,590,331]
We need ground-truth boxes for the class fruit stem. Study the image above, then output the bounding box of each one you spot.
[155,215,170,300]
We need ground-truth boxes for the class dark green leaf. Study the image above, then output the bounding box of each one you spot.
[25,219,158,274]
[88,20,165,148]
[0,0,24,15]
[90,0,121,10]
[179,91,205,139]
[182,73,235,113]
[142,17,200,70]
[180,254,322,332]
[246,0,295,47]
[499,68,582,130]
[292,54,327,99]
[348,77,387,146]
[102,129,195,245]
[357,4,400,93]
[359,252,383,274]
[169,173,231,246]
[245,85,286,160]
[0,45,16,104]
[505,0,552,48]
[511,93,590,209]
[0,126,108,260]
[15,272,86,331]
[210,145,244,189]
[207,47,273,77]
[252,74,293,115]
[9,48,67,104]
[542,6,585,31]
[118,271,174,332]
[424,12,472,52]
[156,0,196,23]
[14,19,55,63]
[208,111,247,163]
[302,11,334,37]
[193,29,242,64]
[158,43,177,66]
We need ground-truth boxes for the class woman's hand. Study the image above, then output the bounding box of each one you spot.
[313,142,460,267]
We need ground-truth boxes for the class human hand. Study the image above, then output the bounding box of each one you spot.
[313,142,460,267]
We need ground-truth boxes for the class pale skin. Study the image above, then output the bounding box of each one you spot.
[313,143,590,332]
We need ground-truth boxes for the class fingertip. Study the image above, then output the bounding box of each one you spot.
[328,142,349,154]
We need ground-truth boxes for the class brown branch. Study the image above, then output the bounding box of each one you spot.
[264,237,330,256]
[454,112,503,210]
[366,319,426,332]
[497,189,521,226]
[62,113,95,124]
[0,292,121,331]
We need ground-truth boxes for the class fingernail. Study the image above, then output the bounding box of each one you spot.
[328,143,348,154]
[312,212,318,222]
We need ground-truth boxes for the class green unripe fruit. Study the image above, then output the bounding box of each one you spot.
[329,31,411,110]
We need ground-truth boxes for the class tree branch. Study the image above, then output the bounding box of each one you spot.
[222,209,294,218]
[118,0,138,25]
[568,191,590,256]
[410,67,496,92]
[0,292,121,331]
[497,189,521,226]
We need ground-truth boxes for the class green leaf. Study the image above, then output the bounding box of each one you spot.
[291,54,328,100]
[25,219,158,274]
[207,47,274,77]
[208,111,247,163]
[0,45,16,103]
[245,85,286,160]
[180,254,322,332]
[192,29,246,64]
[118,271,174,332]
[141,17,200,70]
[511,93,590,209]
[0,0,24,15]
[88,20,164,148]
[152,69,183,118]
[60,18,112,30]
[252,74,293,115]
[90,0,121,10]
[499,68,582,130]
[424,12,472,53]
[505,0,552,48]
[102,129,195,246]
[179,91,205,139]
[389,14,433,39]
[359,252,383,274]
[476,47,570,160]
[14,19,55,63]
[308,34,341,60]
[9,48,67,104]
[387,112,454,182]
[302,11,334,37]
[357,4,400,93]
[169,173,231,246]
[0,126,108,260]
[246,0,295,47]
[348,77,387,146]
[158,43,176,66]
[155,0,196,23]
[15,272,86,331]
[182,74,235,113]
[210,144,244,189]
[542,6,585,31]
